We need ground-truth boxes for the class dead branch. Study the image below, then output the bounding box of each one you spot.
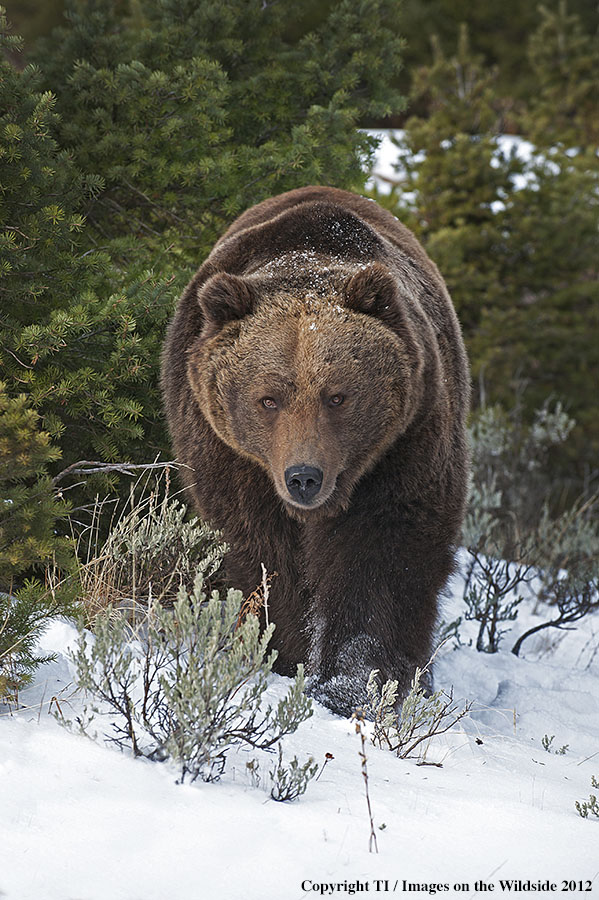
[52,459,181,487]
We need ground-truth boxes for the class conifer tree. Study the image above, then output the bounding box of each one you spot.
[35,0,406,264]
[526,1,599,150]
[472,155,599,476]
[380,19,599,484]
[474,4,599,477]
[0,378,75,701]
[0,12,178,520]
[0,12,71,582]
[0,383,71,586]
[384,26,521,334]
[396,0,597,106]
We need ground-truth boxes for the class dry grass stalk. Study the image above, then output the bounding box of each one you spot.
[352,708,379,854]
[73,468,226,624]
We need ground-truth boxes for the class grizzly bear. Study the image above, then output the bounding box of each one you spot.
[161,186,470,716]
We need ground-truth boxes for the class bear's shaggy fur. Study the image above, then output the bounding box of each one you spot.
[161,186,470,715]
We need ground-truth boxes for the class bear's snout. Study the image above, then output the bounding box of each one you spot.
[284,464,323,505]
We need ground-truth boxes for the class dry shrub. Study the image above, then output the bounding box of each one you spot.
[62,572,313,784]
[76,470,227,619]
[366,664,472,761]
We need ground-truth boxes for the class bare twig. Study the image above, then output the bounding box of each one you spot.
[52,459,180,487]
[511,576,599,657]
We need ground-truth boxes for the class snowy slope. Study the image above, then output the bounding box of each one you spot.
[2,561,598,900]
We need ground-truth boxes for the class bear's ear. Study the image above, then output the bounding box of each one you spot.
[343,264,402,329]
[197,273,257,338]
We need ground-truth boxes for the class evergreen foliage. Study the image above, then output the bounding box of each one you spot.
[378,16,599,482]
[34,0,406,263]
[471,154,599,476]
[377,26,520,334]
[0,580,61,703]
[0,382,72,584]
[0,15,181,540]
[396,0,596,108]
[1,0,64,50]
[0,380,77,707]
[6,0,598,112]
[526,1,599,150]
[0,48,101,320]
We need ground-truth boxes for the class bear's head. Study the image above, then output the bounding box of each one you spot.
[187,263,425,518]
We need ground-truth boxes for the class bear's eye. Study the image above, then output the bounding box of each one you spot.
[328,394,345,408]
[261,397,278,410]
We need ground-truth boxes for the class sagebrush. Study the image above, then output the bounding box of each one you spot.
[366,667,472,760]
[63,570,313,784]
[575,776,599,819]
[77,477,227,618]
[456,401,599,657]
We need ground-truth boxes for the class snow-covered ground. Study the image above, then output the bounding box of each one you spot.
[2,550,598,900]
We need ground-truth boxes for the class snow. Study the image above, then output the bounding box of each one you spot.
[363,130,540,211]
[2,554,599,900]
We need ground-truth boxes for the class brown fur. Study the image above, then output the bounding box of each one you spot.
[161,186,470,716]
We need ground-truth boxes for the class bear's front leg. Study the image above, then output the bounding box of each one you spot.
[181,434,310,675]
[301,494,456,717]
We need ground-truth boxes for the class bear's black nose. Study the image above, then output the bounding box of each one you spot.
[284,465,323,503]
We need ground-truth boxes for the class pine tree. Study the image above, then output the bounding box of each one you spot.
[0,12,178,523]
[379,19,599,486]
[0,11,70,582]
[382,26,521,334]
[473,5,599,478]
[526,1,599,150]
[0,380,76,703]
[33,0,406,264]
[0,579,67,703]
[0,382,71,585]
[472,154,599,478]
[396,0,597,108]
[0,22,104,317]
